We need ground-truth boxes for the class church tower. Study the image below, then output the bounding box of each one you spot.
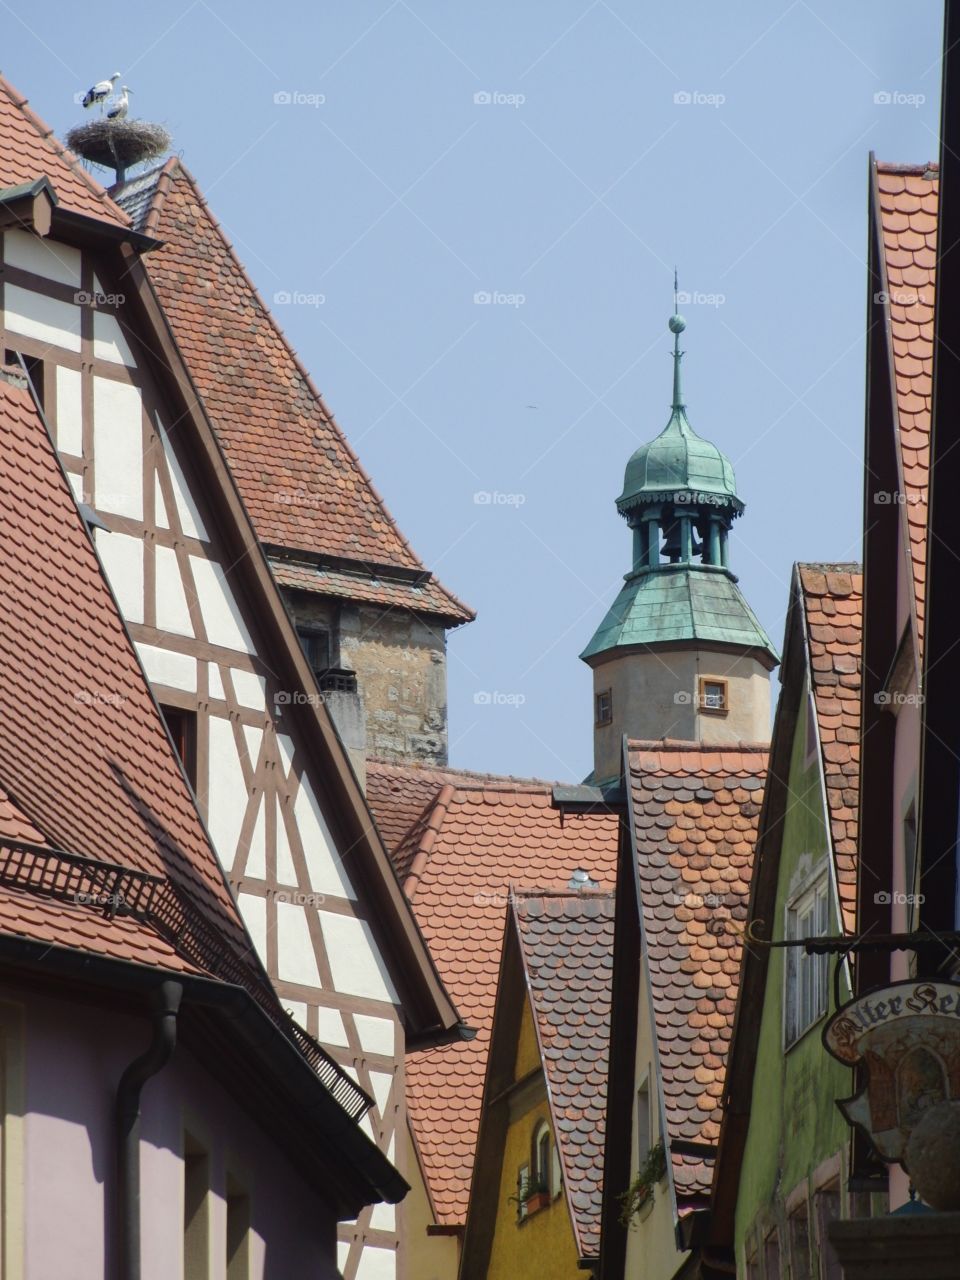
[582,302,778,782]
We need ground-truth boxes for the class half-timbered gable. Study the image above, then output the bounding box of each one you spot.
[0,74,461,1280]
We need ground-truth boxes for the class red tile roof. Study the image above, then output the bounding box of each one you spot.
[367,761,618,1224]
[797,564,862,932]
[117,160,472,624]
[875,161,936,655]
[0,373,252,967]
[627,741,767,1197]
[513,891,614,1260]
[0,76,128,227]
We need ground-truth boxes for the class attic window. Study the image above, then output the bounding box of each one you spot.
[595,689,613,727]
[698,676,728,714]
[161,705,197,789]
[4,350,43,410]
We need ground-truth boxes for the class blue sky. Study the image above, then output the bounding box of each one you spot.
[15,1,944,780]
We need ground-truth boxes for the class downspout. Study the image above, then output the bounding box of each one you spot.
[117,980,183,1280]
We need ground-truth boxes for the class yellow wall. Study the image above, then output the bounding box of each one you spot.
[622,975,689,1278]
[514,997,541,1080]
[401,1122,460,1280]
[484,995,582,1280]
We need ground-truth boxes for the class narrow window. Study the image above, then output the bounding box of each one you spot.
[903,802,919,928]
[226,1173,251,1280]
[160,705,197,789]
[815,1184,843,1280]
[698,676,728,714]
[764,1230,781,1279]
[4,350,44,410]
[636,1080,651,1164]
[595,689,612,727]
[789,1202,812,1280]
[785,871,830,1046]
[183,1134,210,1280]
[532,1119,552,1197]
[516,1162,530,1221]
[296,626,331,680]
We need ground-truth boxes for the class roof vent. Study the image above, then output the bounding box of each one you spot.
[567,867,599,891]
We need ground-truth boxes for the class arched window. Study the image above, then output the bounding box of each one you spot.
[532,1119,552,1195]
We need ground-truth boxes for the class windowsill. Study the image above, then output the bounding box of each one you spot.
[784,1013,827,1054]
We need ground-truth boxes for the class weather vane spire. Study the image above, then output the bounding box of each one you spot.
[669,267,687,412]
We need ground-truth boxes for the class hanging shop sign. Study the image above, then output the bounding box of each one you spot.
[822,979,960,1163]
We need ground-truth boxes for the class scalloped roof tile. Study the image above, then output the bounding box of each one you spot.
[366,760,618,1224]
[514,891,614,1259]
[114,160,472,624]
[876,161,936,653]
[797,564,862,932]
[0,75,129,227]
[627,740,767,1197]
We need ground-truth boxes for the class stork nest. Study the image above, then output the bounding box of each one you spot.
[65,119,170,175]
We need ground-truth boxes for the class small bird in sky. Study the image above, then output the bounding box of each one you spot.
[106,86,132,120]
[81,72,121,111]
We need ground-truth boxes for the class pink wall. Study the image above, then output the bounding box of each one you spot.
[8,982,344,1279]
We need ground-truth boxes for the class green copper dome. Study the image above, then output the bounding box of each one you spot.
[617,314,742,516]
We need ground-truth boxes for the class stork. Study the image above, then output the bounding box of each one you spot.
[81,72,121,111]
[106,87,132,121]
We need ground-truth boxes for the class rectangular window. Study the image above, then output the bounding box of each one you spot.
[226,1173,251,1280]
[903,803,919,929]
[3,350,43,410]
[636,1080,651,1164]
[764,1230,781,1280]
[815,1184,843,1280]
[160,705,197,789]
[789,1203,812,1280]
[785,871,830,1046]
[595,689,612,727]
[516,1163,530,1221]
[698,676,728,714]
[183,1134,210,1280]
[296,626,331,679]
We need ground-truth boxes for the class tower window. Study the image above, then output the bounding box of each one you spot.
[698,676,728,714]
[595,689,613,726]
[296,626,331,679]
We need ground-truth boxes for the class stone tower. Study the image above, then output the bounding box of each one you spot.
[581,306,778,782]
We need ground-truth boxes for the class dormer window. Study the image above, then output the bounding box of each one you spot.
[699,676,728,714]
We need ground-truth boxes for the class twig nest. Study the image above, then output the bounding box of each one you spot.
[65,119,170,174]
[904,1099,960,1211]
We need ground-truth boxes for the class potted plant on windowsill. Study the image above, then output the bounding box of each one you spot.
[523,1178,551,1214]
[618,1140,667,1228]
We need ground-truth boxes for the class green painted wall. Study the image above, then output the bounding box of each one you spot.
[734,683,854,1263]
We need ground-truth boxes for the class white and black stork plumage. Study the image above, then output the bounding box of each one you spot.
[81,72,121,111]
[106,87,132,120]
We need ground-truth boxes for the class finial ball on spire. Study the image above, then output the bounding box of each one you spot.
[669,314,686,334]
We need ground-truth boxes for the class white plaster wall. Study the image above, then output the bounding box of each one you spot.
[4,228,81,287]
[94,529,144,624]
[93,375,143,519]
[54,365,82,455]
[206,715,249,871]
[591,646,772,780]
[190,556,255,654]
[154,544,194,637]
[135,643,197,693]
[4,283,80,351]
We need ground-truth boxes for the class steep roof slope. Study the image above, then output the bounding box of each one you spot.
[369,760,619,1224]
[0,373,246,945]
[875,161,936,655]
[514,891,614,1260]
[797,564,862,932]
[114,160,472,624]
[627,740,766,1198]
[0,75,129,226]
